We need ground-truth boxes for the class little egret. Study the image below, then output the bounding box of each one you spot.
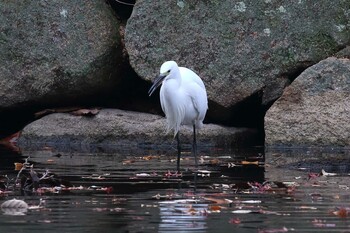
[148,61,208,171]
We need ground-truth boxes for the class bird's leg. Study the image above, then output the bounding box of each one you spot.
[193,125,198,167]
[176,132,181,172]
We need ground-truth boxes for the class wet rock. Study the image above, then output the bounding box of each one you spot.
[0,0,122,108]
[18,109,258,150]
[265,56,350,147]
[125,1,350,109]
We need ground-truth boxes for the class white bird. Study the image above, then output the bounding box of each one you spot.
[148,61,208,171]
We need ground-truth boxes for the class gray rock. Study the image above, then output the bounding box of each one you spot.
[0,0,121,108]
[125,1,350,108]
[18,109,258,150]
[265,57,350,147]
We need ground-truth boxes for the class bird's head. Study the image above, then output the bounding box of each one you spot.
[148,61,179,96]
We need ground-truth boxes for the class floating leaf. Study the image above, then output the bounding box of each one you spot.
[209,205,222,212]
[338,185,349,190]
[135,173,152,177]
[232,209,253,214]
[242,161,259,165]
[331,207,348,218]
[210,159,220,165]
[241,200,262,204]
[308,172,320,179]
[122,159,135,165]
[228,162,238,168]
[296,206,317,210]
[82,175,106,180]
[204,197,233,205]
[259,209,289,216]
[164,171,182,178]
[187,206,197,215]
[142,155,160,160]
[248,181,272,193]
[321,169,337,177]
[14,163,23,171]
[28,199,45,210]
[198,170,211,177]
[228,217,241,224]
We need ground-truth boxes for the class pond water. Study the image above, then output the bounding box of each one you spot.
[0,144,349,233]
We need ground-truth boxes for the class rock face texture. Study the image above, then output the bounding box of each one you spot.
[265,57,350,147]
[0,0,121,108]
[18,109,258,149]
[125,0,350,109]
[0,1,348,148]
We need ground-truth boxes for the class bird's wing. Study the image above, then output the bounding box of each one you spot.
[179,67,208,124]
[179,67,206,90]
[189,83,208,123]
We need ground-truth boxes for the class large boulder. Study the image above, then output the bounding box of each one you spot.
[18,109,259,150]
[265,56,350,147]
[0,0,122,108]
[125,1,350,109]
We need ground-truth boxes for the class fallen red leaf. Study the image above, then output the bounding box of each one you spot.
[248,182,272,193]
[229,217,241,224]
[308,172,320,179]
[105,186,113,194]
[286,185,296,194]
[209,205,222,211]
[142,155,160,160]
[164,171,182,178]
[332,207,348,218]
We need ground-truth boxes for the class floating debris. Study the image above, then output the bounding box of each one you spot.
[1,198,28,215]
[232,209,254,214]
[321,169,337,177]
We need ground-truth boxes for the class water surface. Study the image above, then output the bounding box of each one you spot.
[0,145,349,233]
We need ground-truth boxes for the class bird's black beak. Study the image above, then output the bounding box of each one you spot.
[148,74,166,96]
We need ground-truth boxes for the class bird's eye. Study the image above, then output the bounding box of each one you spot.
[167,69,171,73]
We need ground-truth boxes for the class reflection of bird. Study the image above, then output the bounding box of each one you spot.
[148,61,208,171]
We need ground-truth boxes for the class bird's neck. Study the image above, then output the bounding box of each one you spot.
[171,68,182,86]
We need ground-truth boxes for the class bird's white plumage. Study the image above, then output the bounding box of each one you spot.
[158,61,208,136]
[148,60,208,170]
